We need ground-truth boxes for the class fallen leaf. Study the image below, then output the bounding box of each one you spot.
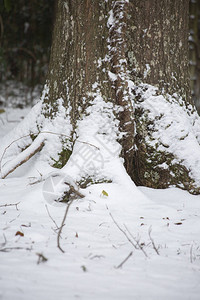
[15,231,24,237]
[102,190,108,197]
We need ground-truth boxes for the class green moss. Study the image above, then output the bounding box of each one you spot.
[30,133,37,141]
[52,148,72,169]
[78,176,112,189]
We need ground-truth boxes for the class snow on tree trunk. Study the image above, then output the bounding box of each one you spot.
[1,0,200,196]
[43,0,135,178]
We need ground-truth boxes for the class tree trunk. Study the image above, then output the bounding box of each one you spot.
[2,0,200,195]
[44,0,135,176]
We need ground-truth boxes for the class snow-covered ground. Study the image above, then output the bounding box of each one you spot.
[0,108,200,300]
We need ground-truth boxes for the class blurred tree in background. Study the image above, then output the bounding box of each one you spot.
[189,0,200,112]
[0,0,54,106]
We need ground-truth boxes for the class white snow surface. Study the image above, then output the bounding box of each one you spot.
[0,108,200,300]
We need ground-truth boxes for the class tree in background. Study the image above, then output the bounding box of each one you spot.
[0,0,54,106]
[1,0,200,199]
[189,0,200,111]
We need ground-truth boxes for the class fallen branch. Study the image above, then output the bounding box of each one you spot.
[0,201,20,210]
[57,199,73,253]
[0,131,100,179]
[1,136,44,179]
[0,246,32,252]
[115,251,133,269]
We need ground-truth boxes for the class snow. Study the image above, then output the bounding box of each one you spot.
[144,64,150,78]
[108,71,117,82]
[134,84,200,189]
[0,108,200,300]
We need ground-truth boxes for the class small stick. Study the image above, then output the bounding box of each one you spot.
[106,205,148,258]
[0,202,20,210]
[45,204,59,230]
[0,246,32,252]
[124,224,148,258]
[115,251,133,269]
[148,226,159,255]
[107,207,137,250]
[57,199,73,253]
[36,252,48,264]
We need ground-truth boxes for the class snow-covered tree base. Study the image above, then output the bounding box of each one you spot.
[133,84,200,194]
[1,83,200,199]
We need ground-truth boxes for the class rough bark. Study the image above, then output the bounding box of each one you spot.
[126,0,190,101]
[37,0,200,194]
[43,0,135,176]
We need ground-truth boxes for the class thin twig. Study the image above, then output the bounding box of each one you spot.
[107,207,137,249]
[0,202,20,210]
[0,246,32,252]
[45,204,59,230]
[57,200,73,253]
[115,251,133,269]
[124,224,148,257]
[0,134,31,173]
[106,205,148,258]
[148,226,160,255]
[9,213,20,223]
[36,252,48,264]
[39,131,100,150]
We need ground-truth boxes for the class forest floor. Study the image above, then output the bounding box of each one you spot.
[0,107,200,300]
